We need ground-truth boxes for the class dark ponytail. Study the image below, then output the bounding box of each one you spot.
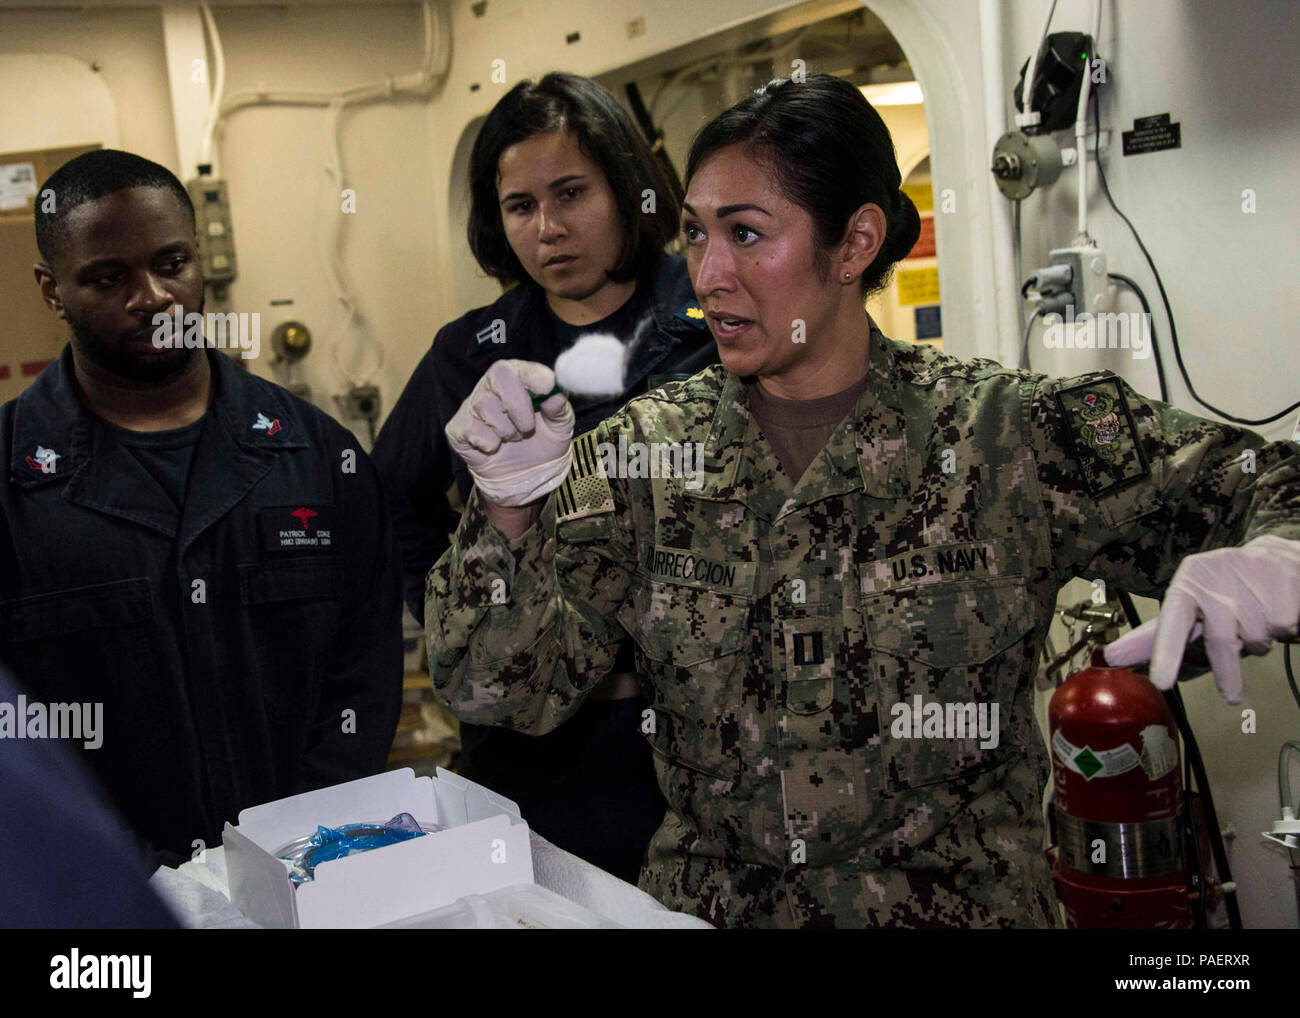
[686,73,920,297]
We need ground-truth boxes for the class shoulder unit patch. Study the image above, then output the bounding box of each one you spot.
[1055,376,1149,496]
[554,429,614,522]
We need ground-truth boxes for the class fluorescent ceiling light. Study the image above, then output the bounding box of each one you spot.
[859,81,923,106]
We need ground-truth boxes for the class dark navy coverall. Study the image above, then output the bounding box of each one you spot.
[0,346,403,866]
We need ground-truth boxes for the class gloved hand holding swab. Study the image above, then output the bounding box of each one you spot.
[529,333,629,404]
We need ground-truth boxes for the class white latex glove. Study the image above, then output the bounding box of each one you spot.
[1105,534,1300,703]
[445,359,574,507]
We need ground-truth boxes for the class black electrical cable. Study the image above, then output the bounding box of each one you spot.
[1278,741,1300,924]
[1108,272,1169,403]
[623,81,685,204]
[1092,90,1299,426]
[1114,587,1143,630]
[1182,734,1207,929]
[1167,687,1243,928]
[1287,645,1300,713]
[1115,589,1242,929]
[1183,732,1208,929]
[1013,198,1024,328]
[1019,305,1043,372]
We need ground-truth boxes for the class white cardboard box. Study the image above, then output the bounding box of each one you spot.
[380,882,622,929]
[223,767,533,928]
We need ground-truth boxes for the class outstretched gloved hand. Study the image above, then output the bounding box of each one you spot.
[1104,534,1300,703]
[445,359,574,508]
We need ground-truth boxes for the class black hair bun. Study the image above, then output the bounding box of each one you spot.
[887,189,922,262]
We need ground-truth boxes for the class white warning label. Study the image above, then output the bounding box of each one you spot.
[1138,724,1179,780]
[0,162,37,211]
[1052,731,1141,781]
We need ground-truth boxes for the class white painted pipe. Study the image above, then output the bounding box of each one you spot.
[979,0,1022,365]
[1075,0,1103,238]
[1018,0,1059,127]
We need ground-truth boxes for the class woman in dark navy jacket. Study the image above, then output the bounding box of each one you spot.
[372,73,716,882]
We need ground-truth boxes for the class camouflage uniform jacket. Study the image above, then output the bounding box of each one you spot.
[426,326,1300,928]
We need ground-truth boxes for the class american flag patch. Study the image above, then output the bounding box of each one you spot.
[554,429,613,522]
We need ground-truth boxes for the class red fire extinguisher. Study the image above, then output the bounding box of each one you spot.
[1048,652,1195,928]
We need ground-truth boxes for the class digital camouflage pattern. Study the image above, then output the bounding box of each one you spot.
[425,326,1300,928]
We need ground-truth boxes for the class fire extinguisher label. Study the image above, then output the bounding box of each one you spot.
[1138,724,1179,780]
[1052,731,1141,780]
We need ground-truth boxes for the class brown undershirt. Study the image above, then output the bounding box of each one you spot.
[748,373,870,486]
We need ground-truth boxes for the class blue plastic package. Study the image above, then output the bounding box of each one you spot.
[278,812,438,885]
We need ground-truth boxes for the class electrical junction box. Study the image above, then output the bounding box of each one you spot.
[186,176,237,284]
[1049,244,1111,316]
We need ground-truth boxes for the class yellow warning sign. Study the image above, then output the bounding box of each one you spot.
[902,182,934,214]
[897,266,940,306]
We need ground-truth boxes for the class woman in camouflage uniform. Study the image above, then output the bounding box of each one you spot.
[426,74,1300,927]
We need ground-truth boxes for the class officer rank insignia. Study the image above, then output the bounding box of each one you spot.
[674,302,706,325]
[554,429,613,523]
[1056,377,1149,496]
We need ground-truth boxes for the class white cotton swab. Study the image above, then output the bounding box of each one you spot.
[553,333,628,398]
